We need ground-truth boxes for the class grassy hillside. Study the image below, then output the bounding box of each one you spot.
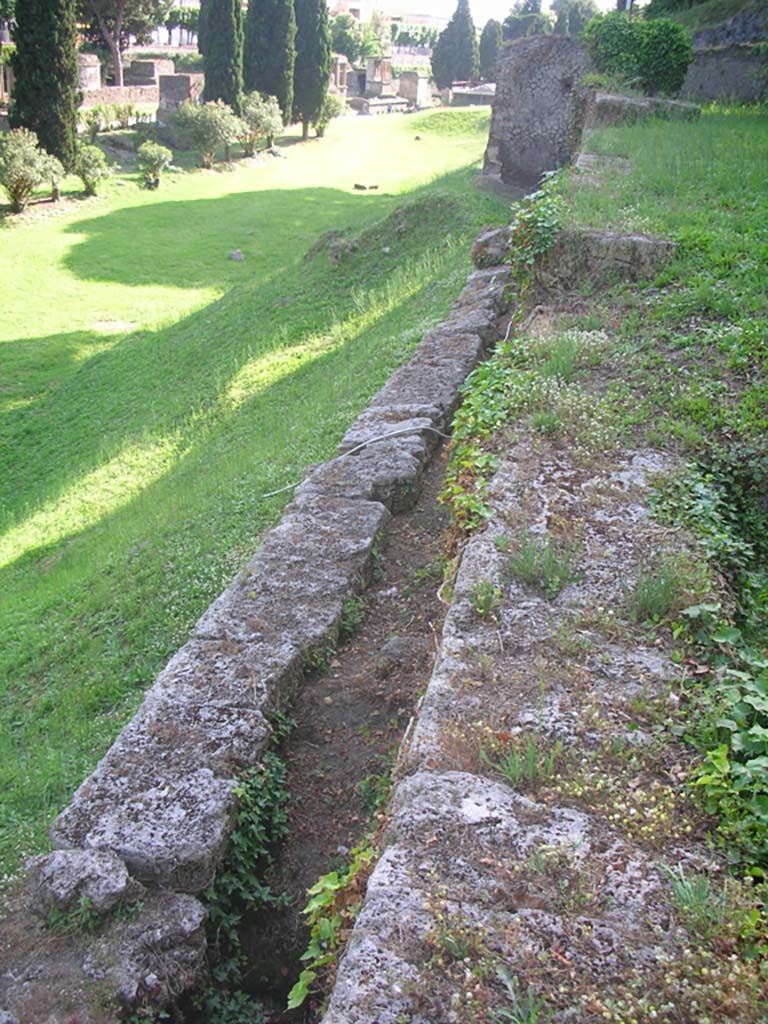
[0,109,505,876]
[662,0,762,34]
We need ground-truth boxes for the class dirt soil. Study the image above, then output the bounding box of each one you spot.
[241,449,452,1016]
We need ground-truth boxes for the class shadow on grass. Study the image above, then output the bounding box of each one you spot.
[62,185,393,290]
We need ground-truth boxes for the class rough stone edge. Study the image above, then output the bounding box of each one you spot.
[0,258,513,1022]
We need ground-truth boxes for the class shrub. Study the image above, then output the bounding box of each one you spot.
[637,18,692,95]
[174,99,244,167]
[239,91,283,156]
[582,12,641,84]
[114,102,137,129]
[0,128,64,213]
[136,140,173,188]
[312,91,344,138]
[582,12,692,96]
[74,143,109,195]
[83,106,106,142]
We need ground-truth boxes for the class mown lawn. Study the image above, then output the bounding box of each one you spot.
[0,108,506,876]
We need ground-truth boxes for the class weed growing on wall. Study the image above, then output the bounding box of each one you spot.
[197,709,294,1012]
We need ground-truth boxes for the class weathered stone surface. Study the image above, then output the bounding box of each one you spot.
[682,44,767,103]
[586,91,700,128]
[295,439,427,512]
[538,226,677,290]
[0,890,206,1023]
[53,767,239,892]
[29,849,145,919]
[82,891,207,1008]
[484,36,592,188]
[471,226,511,268]
[374,635,431,678]
[194,497,388,646]
[338,408,442,457]
[323,439,717,1023]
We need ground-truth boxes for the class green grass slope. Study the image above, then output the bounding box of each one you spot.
[0,109,505,875]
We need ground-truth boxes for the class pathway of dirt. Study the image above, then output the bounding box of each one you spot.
[242,449,452,1015]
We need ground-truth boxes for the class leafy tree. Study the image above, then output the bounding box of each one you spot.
[78,1,172,86]
[551,0,599,35]
[431,0,479,90]
[202,0,243,112]
[503,0,553,40]
[0,127,63,212]
[331,13,363,63]
[9,0,80,169]
[293,0,331,140]
[240,91,283,154]
[244,0,296,122]
[174,98,243,166]
[479,18,502,80]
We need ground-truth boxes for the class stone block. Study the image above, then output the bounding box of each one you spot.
[28,849,145,919]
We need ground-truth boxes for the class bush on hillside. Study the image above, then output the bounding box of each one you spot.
[174,99,244,167]
[312,92,344,138]
[0,128,64,212]
[136,140,173,188]
[582,12,692,95]
[74,143,109,195]
[637,18,693,94]
[240,92,283,155]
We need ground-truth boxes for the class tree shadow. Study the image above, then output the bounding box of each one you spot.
[62,185,393,291]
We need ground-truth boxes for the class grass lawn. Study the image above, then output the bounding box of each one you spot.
[0,107,506,876]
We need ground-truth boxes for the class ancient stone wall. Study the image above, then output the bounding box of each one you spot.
[682,43,766,102]
[80,84,159,109]
[483,35,591,189]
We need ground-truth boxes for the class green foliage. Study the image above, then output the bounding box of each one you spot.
[293,0,332,136]
[9,0,80,169]
[479,18,502,81]
[174,99,243,167]
[469,580,503,618]
[136,140,172,188]
[508,181,563,288]
[203,712,293,989]
[431,0,479,90]
[74,142,109,195]
[494,965,554,1023]
[506,531,580,599]
[628,556,693,622]
[551,0,599,36]
[0,43,15,65]
[582,11,639,81]
[582,12,692,95]
[0,127,64,212]
[47,893,101,934]
[202,0,244,112]
[480,732,563,789]
[83,106,106,142]
[503,1,554,41]
[77,0,173,85]
[243,0,295,123]
[339,593,366,640]
[331,13,365,63]
[239,91,283,155]
[287,843,376,1010]
[313,91,344,138]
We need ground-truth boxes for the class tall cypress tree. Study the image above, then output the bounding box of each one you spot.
[10,0,80,168]
[479,19,502,80]
[203,0,244,112]
[431,0,479,89]
[293,0,331,140]
[451,0,479,83]
[243,0,296,123]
